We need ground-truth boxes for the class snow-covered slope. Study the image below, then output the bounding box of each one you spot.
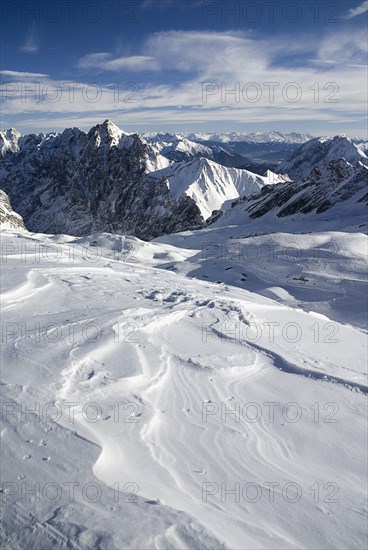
[0,189,26,231]
[1,228,366,549]
[154,226,368,329]
[277,135,368,180]
[151,157,286,219]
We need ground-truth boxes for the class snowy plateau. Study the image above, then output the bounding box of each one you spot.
[0,122,367,550]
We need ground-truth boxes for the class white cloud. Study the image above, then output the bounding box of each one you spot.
[145,30,262,77]
[0,70,48,78]
[342,0,368,19]
[78,53,159,72]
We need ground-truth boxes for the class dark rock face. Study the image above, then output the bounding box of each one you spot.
[0,121,203,240]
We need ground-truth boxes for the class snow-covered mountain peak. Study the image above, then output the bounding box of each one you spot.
[151,157,284,219]
[88,119,134,149]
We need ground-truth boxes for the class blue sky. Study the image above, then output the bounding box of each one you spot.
[1,0,367,136]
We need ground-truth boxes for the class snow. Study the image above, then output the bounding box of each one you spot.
[1,225,367,549]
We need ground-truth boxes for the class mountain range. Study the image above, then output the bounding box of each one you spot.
[0,121,367,238]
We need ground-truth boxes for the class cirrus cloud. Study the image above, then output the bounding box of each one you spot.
[342,0,368,19]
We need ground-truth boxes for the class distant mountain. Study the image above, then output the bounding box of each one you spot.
[0,189,26,231]
[167,131,315,144]
[143,131,314,171]
[151,157,286,219]
[277,136,368,180]
[146,135,214,161]
[143,134,251,168]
